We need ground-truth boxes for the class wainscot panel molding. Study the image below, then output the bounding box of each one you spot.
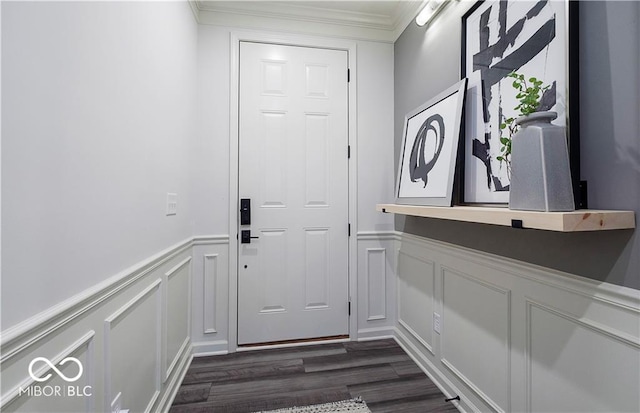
[397,249,436,356]
[4,230,635,411]
[355,231,399,341]
[190,237,230,356]
[104,279,162,413]
[440,267,511,412]
[393,232,640,413]
[1,331,96,413]
[203,254,220,334]
[0,236,229,412]
[0,238,192,358]
[365,248,387,321]
[164,257,192,383]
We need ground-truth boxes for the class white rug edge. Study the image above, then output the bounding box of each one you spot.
[255,397,371,413]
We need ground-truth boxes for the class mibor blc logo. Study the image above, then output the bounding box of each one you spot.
[19,357,92,398]
[29,357,83,382]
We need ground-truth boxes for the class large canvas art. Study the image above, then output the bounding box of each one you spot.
[461,0,578,204]
[396,80,467,206]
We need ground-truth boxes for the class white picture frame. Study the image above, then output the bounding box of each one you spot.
[395,79,467,206]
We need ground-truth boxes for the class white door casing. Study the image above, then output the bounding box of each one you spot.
[237,41,350,345]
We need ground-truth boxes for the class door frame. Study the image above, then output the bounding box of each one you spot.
[228,31,358,352]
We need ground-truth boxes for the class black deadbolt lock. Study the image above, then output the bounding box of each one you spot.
[240,198,251,225]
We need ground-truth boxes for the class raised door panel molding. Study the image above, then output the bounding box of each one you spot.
[441,267,511,413]
[304,229,330,310]
[526,300,640,413]
[397,250,435,355]
[304,115,330,207]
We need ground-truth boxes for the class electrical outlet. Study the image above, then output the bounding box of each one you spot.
[166,193,177,216]
[433,312,441,334]
[111,392,122,413]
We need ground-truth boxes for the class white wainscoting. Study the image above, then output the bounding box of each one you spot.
[0,331,96,413]
[4,230,636,412]
[104,279,162,413]
[190,236,230,356]
[397,249,436,356]
[164,257,192,383]
[355,232,397,340]
[0,237,215,413]
[394,232,640,413]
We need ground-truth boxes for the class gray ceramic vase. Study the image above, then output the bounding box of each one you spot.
[509,111,575,212]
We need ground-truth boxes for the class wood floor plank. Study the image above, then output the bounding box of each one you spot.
[303,348,410,373]
[183,359,304,385]
[367,394,460,413]
[209,364,399,403]
[171,339,454,413]
[348,374,441,403]
[343,339,398,352]
[190,343,346,368]
[389,359,425,376]
[170,387,351,413]
[172,383,212,405]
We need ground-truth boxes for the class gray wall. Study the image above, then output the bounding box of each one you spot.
[394,1,640,289]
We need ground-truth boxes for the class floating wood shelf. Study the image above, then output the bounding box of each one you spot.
[376,204,635,232]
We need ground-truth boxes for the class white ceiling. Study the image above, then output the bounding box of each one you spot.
[194,0,427,42]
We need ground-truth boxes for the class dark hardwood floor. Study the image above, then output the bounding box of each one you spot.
[170,339,458,413]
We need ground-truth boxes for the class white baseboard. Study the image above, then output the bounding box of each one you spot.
[191,340,230,357]
[158,344,193,413]
[393,327,470,413]
[356,327,396,341]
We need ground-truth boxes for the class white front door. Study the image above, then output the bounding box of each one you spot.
[237,41,349,345]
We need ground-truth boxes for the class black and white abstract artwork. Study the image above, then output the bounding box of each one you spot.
[462,0,568,204]
[396,80,467,206]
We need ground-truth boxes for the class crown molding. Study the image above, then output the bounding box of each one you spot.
[193,0,425,43]
[189,0,201,23]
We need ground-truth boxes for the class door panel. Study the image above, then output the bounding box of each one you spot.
[238,42,349,345]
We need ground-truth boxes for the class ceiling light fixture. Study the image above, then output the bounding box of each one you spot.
[416,0,448,27]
